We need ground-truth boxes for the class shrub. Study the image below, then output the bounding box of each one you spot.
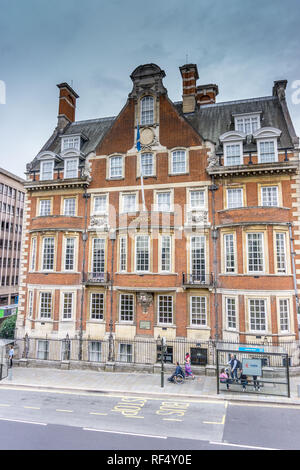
[0,315,17,339]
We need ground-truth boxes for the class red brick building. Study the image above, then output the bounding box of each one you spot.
[16,64,300,365]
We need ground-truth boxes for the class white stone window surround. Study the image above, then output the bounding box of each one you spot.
[41,236,55,271]
[225,296,237,331]
[154,189,174,212]
[90,292,105,321]
[61,135,81,152]
[135,234,150,273]
[157,294,174,325]
[39,291,53,320]
[64,157,79,179]
[108,155,124,179]
[233,112,261,134]
[171,149,187,175]
[92,194,108,215]
[246,232,265,274]
[61,291,75,320]
[188,188,206,210]
[261,186,279,207]
[141,152,154,177]
[140,95,154,126]
[190,295,207,327]
[63,197,76,216]
[277,297,292,333]
[219,131,246,167]
[119,293,135,323]
[119,235,127,272]
[224,233,236,273]
[248,298,268,333]
[226,187,244,209]
[40,159,54,181]
[63,236,77,272]
[253,127,281,164]
[121,192,138,213]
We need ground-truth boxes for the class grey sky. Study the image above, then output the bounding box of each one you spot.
[1,0,300,178]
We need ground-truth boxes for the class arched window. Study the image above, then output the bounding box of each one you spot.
[140,96,154,125]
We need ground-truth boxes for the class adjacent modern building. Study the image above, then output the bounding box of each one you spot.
[15,63,300,366]
[0,167,25,319]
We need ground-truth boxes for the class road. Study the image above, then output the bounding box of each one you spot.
[0,387,299,450]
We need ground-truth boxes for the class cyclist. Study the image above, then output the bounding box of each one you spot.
[168,362,184,383]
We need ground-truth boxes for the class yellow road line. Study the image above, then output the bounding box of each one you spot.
[23,406,40,410]
[203,414,226,425]
[89,412,108,416]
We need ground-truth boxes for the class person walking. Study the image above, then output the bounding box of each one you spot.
[184,353,195,379]
[8,345,14,368]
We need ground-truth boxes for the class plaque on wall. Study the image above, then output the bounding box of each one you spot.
[139,320,151,330]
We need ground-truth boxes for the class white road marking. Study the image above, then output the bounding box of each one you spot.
[210,441,278,450]
[0,417,46,426]
[83,428,167,439]
[55,409,74,413]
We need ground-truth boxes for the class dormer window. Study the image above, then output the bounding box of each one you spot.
[219,131,245,167]
[253,127,281,164]
[224,143,243,166]
[40,160,54,180]
[62,136,80,152]
[64,157,78,179]
[234,114,260,134]
[140,96,154,125]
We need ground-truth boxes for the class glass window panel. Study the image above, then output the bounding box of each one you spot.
[141,96,154,125]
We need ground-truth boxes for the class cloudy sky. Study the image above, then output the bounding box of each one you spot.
[1,0,300,178]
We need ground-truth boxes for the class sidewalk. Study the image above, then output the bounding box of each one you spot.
[0,366,299,405]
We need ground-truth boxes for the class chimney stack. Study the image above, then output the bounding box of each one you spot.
[179,64,199,113]
[56,82,79,130]
[196,84,219,105]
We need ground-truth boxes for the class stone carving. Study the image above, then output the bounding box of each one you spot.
[137,292,153,314]
[187,210,209,225]
[207,149,219,169]
[90,215,109,229]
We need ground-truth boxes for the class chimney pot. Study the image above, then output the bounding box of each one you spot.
[179,64,199,113]
[56,82,79,129]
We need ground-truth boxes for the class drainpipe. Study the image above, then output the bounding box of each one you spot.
[78,189,90,361]
[288,223,299,323]
[108,230,116,362]
[209,175,219,341]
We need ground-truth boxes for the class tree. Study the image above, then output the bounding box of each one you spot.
[0,315,17,339]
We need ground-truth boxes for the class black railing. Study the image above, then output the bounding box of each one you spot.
[182,272,214,286]
[86,272,110,284]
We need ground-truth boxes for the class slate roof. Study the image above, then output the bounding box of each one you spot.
[29,93,296,172]
[174,95,295,152]
[28,116,115,171]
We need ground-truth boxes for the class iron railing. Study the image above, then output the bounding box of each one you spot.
[85,272,110,284]
[182,272,214,287]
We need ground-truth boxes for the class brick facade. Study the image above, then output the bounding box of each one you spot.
[16,63,300,365]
